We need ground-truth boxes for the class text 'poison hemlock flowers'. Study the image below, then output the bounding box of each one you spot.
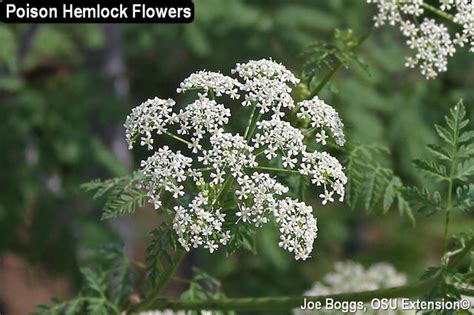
[124,59,347,261]
[367,0,474,79]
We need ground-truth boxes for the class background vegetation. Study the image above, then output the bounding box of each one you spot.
[0,1,473,314]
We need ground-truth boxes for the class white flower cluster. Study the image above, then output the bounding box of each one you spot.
[139,146,192,209]
[124,97,176,150]
[275,198,318,261]
[204,131,257,182]
[173,193,230,253]
[294,261,410,315]
[125,59,347,260]
[232,59,300,115]
[297,97,346,146]
[367,0,474,79]
[177,70,240,99]
[254,118,305,163]
[300,151,346,204]
[176,97,231,152]
[235,172,288,226]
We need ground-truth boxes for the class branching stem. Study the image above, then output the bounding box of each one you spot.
[421,3,454,22]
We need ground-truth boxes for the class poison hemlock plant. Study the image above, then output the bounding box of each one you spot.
[33,46,474,314]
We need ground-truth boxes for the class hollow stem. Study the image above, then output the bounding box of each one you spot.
[138,276,439,312]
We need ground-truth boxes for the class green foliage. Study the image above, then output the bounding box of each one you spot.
[33,244,133,315]
[344,143,415,223]
[82,173,146,220]
[180,268,235,315]
[225,223,257,255]
[407,100,474,215]
[146,225,179,289]
[302,28,369,94]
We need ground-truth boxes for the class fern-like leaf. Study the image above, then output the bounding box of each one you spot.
[82,172,146,220]
[146,225,178,288]
[344,144,414,223]
[413,159,448,182]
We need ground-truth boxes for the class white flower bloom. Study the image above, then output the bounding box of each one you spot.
[275,198,318,260]
[173,192,229,253]
[232,59,300,115]
[254,117,306,161]
[294,261,411,315]
[300,151,347,202]
[235,172,288,227]
[297,97,345,146]
[126,59,347,260]
[177,71,241,99]
[176,96,231,142]
[139,146,192,208]
[367,0,473,78]
[124,97,176,150]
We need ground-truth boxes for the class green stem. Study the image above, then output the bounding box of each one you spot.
[308,28,372,99]
[131,249,185,312]
[139,276,438,311]
[246,112,263,141]
[244,105,257,139]
[444,178,453,248]
[457,287,474,297]
[421,3,454,22]
[447,238,474,269]
[249,166,301,175]
[165,132,192,146]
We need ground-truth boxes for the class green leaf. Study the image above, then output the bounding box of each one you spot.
[344,144,414,222]
[426,144,451,161]
[0,26,17,72]
[80,268,106,295]
[459,130,474,144]
[454,184,474,212]
[86,300,108,315]
[434,124,453,144]
[383,180,395,213]
[102,187,146,220]
[81,173,146,220]
[457,143,474,159]
[146,225,178,288]
[404,187,442,214]
[65,299,83,315]
[413,159,448,182]
[455,159,474,181]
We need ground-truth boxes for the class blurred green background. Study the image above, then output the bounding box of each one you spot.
[0,1,473,314]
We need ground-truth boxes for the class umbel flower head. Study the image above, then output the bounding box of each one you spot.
[367,0,474,79]
[124,59,347,260]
